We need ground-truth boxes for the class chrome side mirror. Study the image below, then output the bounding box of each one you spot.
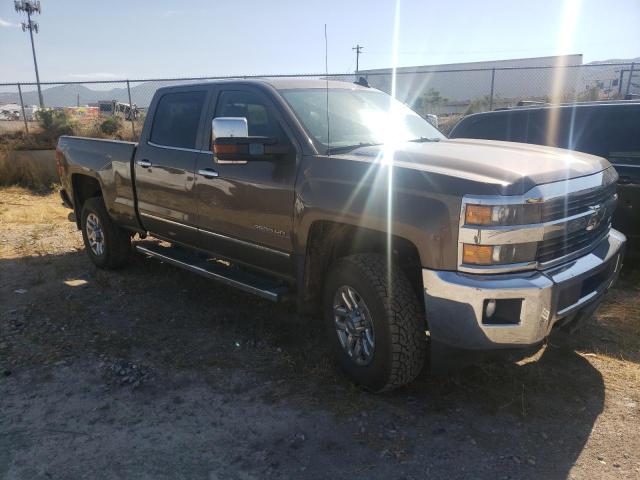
[212,117,248,141]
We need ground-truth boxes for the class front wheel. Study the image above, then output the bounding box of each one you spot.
[323,254,426,392]
[80,197,131,269]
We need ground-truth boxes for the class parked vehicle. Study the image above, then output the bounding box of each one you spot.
[98,99,140,121]
[449,101,640,252]
[56,79,625,391]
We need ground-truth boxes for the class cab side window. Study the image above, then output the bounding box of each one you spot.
[150,91,206,149]
[214,91,285,141]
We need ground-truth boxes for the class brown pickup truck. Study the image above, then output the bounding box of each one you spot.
[56,78,625,391]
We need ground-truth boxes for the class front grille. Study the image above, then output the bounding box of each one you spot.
[542,182,616,222]
[537,179,616,264]
[537,220,610,263]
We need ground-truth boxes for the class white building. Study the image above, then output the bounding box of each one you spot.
[359,54,586,114]
[0,103,38,121]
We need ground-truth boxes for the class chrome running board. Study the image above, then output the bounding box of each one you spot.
[135,242,288,302]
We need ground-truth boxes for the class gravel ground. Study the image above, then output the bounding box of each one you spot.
[1,187,639,480]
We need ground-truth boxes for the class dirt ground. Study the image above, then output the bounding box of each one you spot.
[1,187,639,480]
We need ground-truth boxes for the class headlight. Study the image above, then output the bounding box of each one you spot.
[465,203,541,226]
[462,243,538,265]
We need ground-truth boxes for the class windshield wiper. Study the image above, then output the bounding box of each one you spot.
[327,142,381,155]
[409,137,441,143]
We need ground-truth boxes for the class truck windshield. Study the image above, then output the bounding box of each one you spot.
[280,88,444,152]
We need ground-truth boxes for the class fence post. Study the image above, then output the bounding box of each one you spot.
[618,70,625,96]
[489,68,496,111]
[126,80,136,138]
[17,83,29,135]
[625,63,635,98]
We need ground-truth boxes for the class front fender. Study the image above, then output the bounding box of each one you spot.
[293,155,461,270]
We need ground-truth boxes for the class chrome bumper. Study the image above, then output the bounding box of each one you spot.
[423,229,626,351]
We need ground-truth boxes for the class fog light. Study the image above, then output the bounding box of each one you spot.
[482,298,523,325]
[485,299,496,318]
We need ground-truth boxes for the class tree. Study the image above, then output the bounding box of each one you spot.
[464,95,492,115]
[413,88,448,116]
[577,86,600,102]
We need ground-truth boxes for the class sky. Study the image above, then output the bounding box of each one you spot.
[0,0,639,83]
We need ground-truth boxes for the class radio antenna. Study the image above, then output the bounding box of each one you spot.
[324,23,330,156]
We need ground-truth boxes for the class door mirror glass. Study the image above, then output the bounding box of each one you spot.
[212,117,248,141]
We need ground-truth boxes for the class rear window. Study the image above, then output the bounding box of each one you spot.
[452,112,527,143]
[150,91,206,149]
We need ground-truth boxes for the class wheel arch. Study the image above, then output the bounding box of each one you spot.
[71,173,103,228]
[298,220,423,313]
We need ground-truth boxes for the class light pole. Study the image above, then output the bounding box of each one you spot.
[352,44,363,75]
[15,1,44,108]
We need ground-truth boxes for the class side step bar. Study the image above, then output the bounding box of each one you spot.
[135,243,289,302]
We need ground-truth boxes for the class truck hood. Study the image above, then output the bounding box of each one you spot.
[338,138,611,195]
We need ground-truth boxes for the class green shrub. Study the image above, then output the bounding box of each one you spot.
[100,117,121,135]
[36,109,74,141]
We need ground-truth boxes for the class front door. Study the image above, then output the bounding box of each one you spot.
[134,89,207,245]
[193,87,298,276]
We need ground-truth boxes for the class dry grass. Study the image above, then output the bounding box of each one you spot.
[71,118,142,143]
[0,186,67,224]
[0,120,35,134]
[0,186,81,259]
[0,151,58,190]
[0,113,141,190]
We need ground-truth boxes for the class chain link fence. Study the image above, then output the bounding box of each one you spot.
[0,63,637,139]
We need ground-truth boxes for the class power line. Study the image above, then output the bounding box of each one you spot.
[14,1,44,108]
[352,44,363,74]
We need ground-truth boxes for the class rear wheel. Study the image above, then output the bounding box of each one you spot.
[323,254,426,392]
[80,197,131,269]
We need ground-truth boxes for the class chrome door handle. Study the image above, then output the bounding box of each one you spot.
[137,159,152,168]
[198,168,219,179]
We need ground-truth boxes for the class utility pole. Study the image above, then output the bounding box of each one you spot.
[352,44,363,74]
[15,1,44,108]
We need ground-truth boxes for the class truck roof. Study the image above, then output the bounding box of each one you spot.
[491,99,640,113]
[154,78,371,94]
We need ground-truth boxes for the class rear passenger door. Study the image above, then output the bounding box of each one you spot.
[134,88,208,245]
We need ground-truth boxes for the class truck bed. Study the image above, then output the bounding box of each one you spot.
[57,136,141,230]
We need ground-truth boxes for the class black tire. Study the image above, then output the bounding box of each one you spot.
[323,254,426,392]
[80,197,131,269]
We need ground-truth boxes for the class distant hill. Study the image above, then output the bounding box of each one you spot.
[0,81,195,108]
[586,57,640,65]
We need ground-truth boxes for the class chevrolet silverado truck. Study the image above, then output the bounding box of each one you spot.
[56,79,626,392]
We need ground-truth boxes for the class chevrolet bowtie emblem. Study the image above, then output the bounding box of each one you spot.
[586,204,605,231]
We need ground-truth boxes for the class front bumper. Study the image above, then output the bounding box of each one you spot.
[423,229,625,352]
